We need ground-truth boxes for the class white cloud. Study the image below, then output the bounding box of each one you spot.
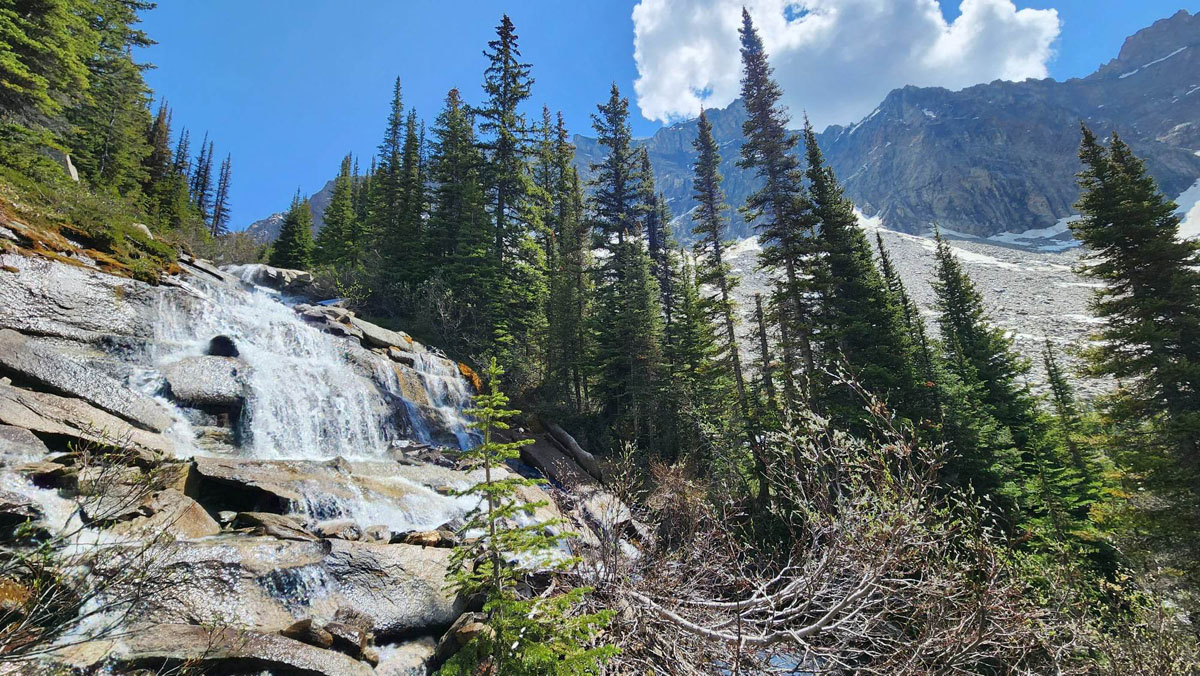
[631,0,1061,129]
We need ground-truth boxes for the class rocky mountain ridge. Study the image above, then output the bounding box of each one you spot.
[577,9,1200,240]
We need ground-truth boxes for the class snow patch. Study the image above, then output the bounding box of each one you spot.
[922,108,937,119]
[1118,46,1188,79]
[1176,178,1200,240]
[986,216,1080,251]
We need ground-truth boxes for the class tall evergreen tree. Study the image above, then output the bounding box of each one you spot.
[270,192,314,270]
[143,101,172,188]
[803,122,916,422]
[209,153,231,236]
[588,83,664,449]
[691,109,759,474]
[0,0,91,121]
[875,232,940,427]
[661,255,727,462]
[477,13,534,264]
[315,154,357,267]
[368,77,407,292]
[476,15,547,388]
[1073,126,1200,467]
[189,133,214,222]
[737,9,815,405]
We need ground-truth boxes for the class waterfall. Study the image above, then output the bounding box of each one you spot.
[148,269,476,461]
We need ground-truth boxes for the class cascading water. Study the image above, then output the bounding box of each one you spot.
[152,267,475,461]
[140,266,486,536]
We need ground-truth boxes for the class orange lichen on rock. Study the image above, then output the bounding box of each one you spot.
[458,362,483,392]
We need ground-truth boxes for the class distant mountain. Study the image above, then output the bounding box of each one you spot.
[245,10,1200,245]
[243,177,337,242]
[577,9,1200,240]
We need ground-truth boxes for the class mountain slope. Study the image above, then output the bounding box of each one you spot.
[575,9,1200,240]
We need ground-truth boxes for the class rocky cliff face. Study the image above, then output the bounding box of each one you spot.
[576,9,1200,240]
[0,227,631,673]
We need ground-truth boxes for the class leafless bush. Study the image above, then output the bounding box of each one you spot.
[0,439,190,663]
[575,385,1109,674]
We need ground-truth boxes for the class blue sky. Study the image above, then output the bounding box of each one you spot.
[138,1,1197,229]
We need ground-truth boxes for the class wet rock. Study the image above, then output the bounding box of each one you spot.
[0,424,48,467]
[136,537,460,640]
[362,645,381,667]
[393,529,458,548]
[228,264,314,294]
[235,511,318,541]
[326,620,369,659]
[387,345,415,366]
[0,489,42,537]
[348,316,412,350]
[162,355,249,409]
[281,618,334,649]
[51,623,374,676]
[109,489,221,539]
[0,330,174,432]
[323,539,462,639]
[375,637,437,676]
[315,519,362,541]
[362,524,391,543]
[0,382,172,458]
[18,460,73,488]
[0,254,157,343]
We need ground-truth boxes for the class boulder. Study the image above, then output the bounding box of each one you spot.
[431,612,492,670]
[387,346,415,366]
[546,422,604,482]
[0,489,42,537]
[281,618,335,649]
[393,529,458,548]
[0,254,157,343]
[324,539,462,639]
[315,519,363,541]
[0,329,174,432]
[109,489,220,539]
[348,316,411,350]
[162,356,249,409]
[235,511,318,541]
[134,537,461,640]
[375,637,437,676]
[362,524,391,543]
[228,264,315,294]
[0,424,49,467]
[0,382,171,459]
[325,620,369,659]
[51,624,374,676]
[18,460,72,488]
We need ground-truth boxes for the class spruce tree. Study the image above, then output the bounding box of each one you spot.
[270,192,315,270]
[1074,126,1200,467]
[661,255,727,463]
[875,232,940,426]
[478,13,534,264]
[803,121,916,422]
[315,154,357,267]
[588,83,664,449]
[368,77,407,293]
[189,133,214,223]
[144,101,173,190]
[691,108,758,471]
[209,154,232,236]
[475,15,547,388]
[443,359,614,674]
[737,9,815,405]
[0,0,90,120]
[544,114,592,412]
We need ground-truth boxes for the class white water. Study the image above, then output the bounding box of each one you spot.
[149,272,476,461]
